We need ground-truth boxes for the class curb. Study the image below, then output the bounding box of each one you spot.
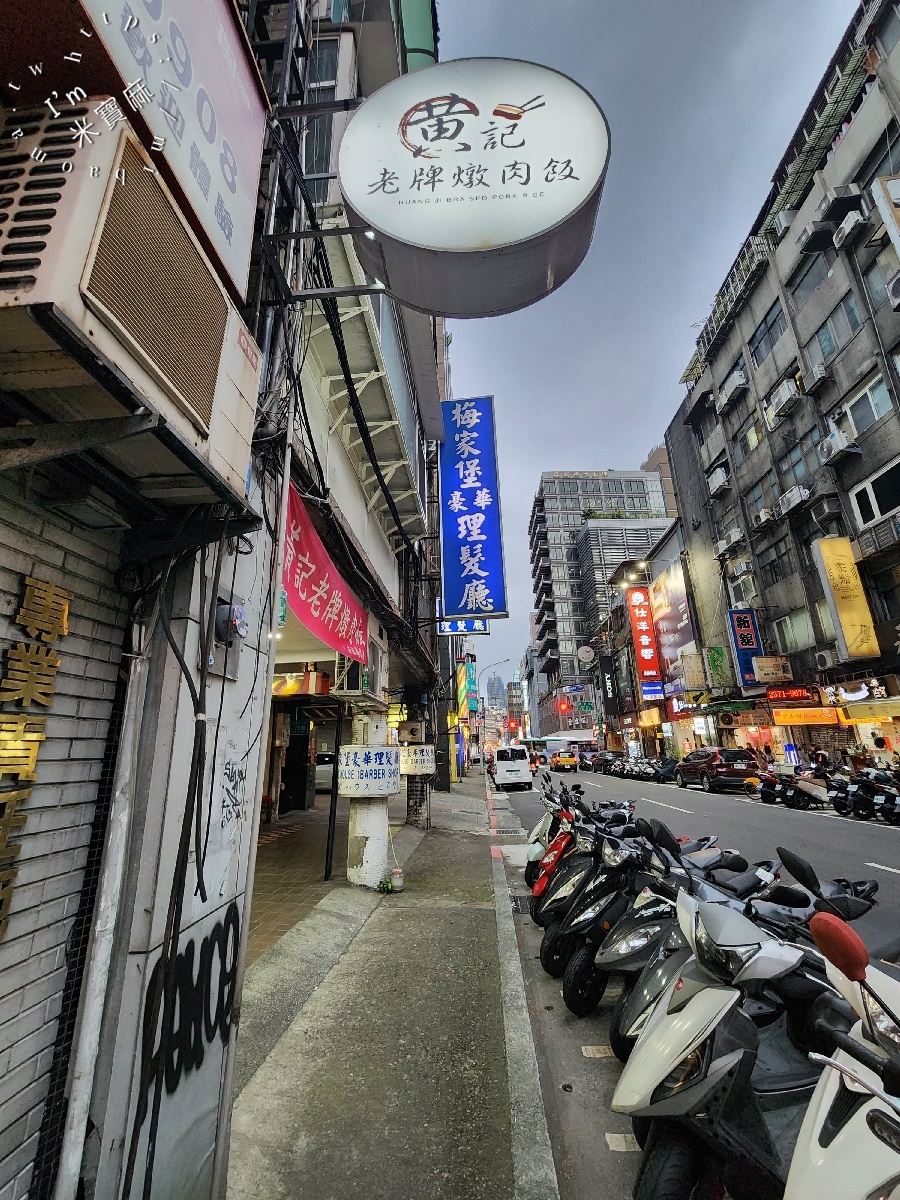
[491,853,561,1200]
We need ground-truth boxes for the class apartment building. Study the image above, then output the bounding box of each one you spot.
[667,0,900,759]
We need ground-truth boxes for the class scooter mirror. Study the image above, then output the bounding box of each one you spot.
[777,845,821,896]
[634,817,654,843]
[650,819,683,861]
[809,911,869,982]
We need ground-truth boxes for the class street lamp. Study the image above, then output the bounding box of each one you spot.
[477,657,509,774]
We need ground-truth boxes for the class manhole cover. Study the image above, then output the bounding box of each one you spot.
[510,895,531,914]
[495,827,519,835]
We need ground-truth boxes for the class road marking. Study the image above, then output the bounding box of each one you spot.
[605,1133,640,1152]
[639,796,693,814]
[866,862,900,875]
[582,1045,614,1058]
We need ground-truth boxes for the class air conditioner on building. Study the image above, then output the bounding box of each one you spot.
[818,421,860,464]
[802,364,830,394]
[810,495,843,523]
[731,559,753,578]
[818,183,863,223]
[797,221,835,254]
[714,393,730,417]
[0,107,260,504]
[776,485,811,516]
[833,209,868,250]
[752,507,774,529]
[815,649,836,670]
[770,379,801,422]
[719,369,749,407]
[773,209,797,241]
[723,526,744,548]
[731,575,759,604]
[707,467,730,497]
[888,270,900,312]
[714,537,729,558]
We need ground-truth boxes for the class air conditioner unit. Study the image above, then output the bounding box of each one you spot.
[818,183,864,223]
[818,421,859,464]
[732,575,759,604]
[719,368,749,406]
[0,105,260,507]
[777,485,811,516]
[810,495,843,523]
[770,379,801,422]
[752,507,774,529]
[815,649,835,671]
[714,537,729,558]
[797,221,834,253]
[714,394,730,417]
[802,364,829,394]
[723,526,744,548]
[731,559,753,578]
[888,270,900,312]
[707,467,730,497]
[773,209,797,241]
[833,209,868,250]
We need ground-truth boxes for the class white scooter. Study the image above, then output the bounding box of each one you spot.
[784,912,900,1200]
[612,890,856,1200]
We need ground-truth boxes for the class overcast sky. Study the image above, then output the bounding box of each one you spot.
[436,0,860,697]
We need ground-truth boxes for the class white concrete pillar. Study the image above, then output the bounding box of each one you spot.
[347,797,390,887]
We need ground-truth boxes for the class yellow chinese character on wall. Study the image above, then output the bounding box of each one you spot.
[15,577,73,643]
[0,643,61,706]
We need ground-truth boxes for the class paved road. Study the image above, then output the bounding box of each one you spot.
[495,767,900,1200]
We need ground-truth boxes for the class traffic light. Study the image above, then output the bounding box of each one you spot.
[507,719,519,731]
[558,700,569,713]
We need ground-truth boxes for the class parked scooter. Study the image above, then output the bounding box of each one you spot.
[784,913,900,1200]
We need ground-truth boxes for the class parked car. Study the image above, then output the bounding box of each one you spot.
[674,747,757,792]
[591,751,624,773]
[314,752,336,791]
[493,746,532,791]
[578,752,597,771]
[550,749,578,773]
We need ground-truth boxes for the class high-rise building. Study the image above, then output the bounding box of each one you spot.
[641,445,678,516]
[486,672,505,709]
[506,679,525,726]
[529,470,672,734]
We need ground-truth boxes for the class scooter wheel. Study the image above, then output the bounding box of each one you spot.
[883,809,900,826]
[854,805,874,820]
[608,985,635,1063]
[760,792,775,804]
[524,859,540,888]
[832,799,852,815]
[562,943,609,1016]
[539,920,578,978]
[793,793,811,810]
[634,1121,704,1200]
[529,893,546,926]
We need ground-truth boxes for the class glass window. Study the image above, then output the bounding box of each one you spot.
[732,411,763,466]
[604,479,624,494]
[870,564,900,621]
[542,482,557,496]
[805,293,863,368]
[749,300,787,368]
[850,458,900,528]
[795,511,847,567]
[309,38,340,83]
[844,377,892,436]
[814,598,837,642]
[863,243,900,308]
[791,253,831,312]
[778,428,819,488]
[879,4,900,54]
[758,536,794,586]
[560,480,579,494]
[774,607,815,653]
[743,469,780,517]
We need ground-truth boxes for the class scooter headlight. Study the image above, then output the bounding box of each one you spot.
[651,1035,713,1101]
[610,925,663,955]
[548,868,588,902]
[694,917,758,984]
[575,833,595,853]
[602,840,631,868]
[569,898,612,928]
[862,991,900,1055]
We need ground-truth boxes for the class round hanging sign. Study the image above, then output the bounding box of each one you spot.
[338,58,610,318]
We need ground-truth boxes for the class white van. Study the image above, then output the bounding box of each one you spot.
[493,746,532,791]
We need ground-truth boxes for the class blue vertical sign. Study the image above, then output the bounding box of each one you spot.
[438,397,508,619]
[727,608,763,688]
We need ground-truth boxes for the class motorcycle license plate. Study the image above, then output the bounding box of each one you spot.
[848,784,858,792]
[775,784,782,792]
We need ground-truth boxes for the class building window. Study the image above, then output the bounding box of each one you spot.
[774,607,815,653]
[851,456,900,528]
[791,253,833,312]
[758,536,794,586]
[814,597,837,642]
[863,243,900,308]
[878,5,900,56]
[603,479,623,494]
[749,299,787,368]
[805,293,862,369]
[795,511,847,567]
[870,563,900,621]
[560,480,579,494]
[304,39,341,202]
[778,428,819,487]
[841,376,893,437]
[743,469,780,518]
[732,411,763,466]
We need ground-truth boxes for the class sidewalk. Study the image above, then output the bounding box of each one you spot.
[227,774,555,1200]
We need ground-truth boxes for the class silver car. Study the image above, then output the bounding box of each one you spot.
[315,752,336,791]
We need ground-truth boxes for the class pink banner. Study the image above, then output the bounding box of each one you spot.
[283,487,368,664]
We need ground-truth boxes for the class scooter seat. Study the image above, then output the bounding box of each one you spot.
[714,867,768,898]
[683,847,723,871]
[679,838,709,854]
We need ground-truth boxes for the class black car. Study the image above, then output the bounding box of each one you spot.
[592,751,623,773]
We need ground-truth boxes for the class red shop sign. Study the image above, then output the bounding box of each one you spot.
[627,588,661,681]
[766,685,815,703]
[282,485,368,663]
